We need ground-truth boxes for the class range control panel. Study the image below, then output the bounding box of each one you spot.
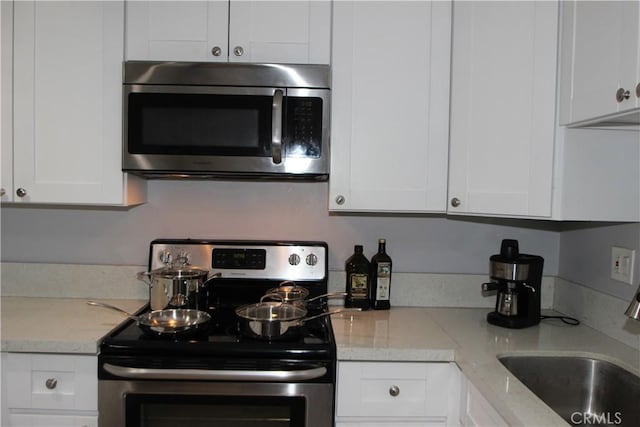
[149,239,327,282]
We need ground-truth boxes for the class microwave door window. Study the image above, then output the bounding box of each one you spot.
[127,93,272,156]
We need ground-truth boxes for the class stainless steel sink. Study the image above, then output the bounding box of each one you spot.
[498,355,640,426]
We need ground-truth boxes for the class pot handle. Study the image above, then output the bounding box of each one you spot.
[136,271,152,285]
[296,307,361,325]
[261,293,285,303]
[305,292,348,303]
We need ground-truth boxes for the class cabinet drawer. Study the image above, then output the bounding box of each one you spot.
[6,353,97,411]
[337,362,453,418]
[9,413,97,427]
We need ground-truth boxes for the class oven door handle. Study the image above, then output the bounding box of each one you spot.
[103,363,327,381]
[271,89,284,164]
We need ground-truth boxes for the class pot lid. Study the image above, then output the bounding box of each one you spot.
[148,257,209,279]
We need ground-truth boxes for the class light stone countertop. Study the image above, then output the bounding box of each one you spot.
[1,297,147,354]
[2,296,639,426]
[332,307,640,427]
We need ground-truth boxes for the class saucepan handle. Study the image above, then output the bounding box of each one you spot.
[136,271,152,286]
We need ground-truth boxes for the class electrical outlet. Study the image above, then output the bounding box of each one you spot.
[610,246,636,285]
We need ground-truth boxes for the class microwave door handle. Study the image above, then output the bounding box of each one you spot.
[271,89,284,164]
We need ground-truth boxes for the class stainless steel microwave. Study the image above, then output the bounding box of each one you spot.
[122,62,330,180]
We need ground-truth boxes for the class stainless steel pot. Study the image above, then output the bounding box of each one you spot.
[87,301,211,337]
[137,264,219,311]
[266,281,346,306]
[235,297,360,340]
[263,291,347,307]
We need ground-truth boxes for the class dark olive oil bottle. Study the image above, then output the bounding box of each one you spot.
[345,245,371,310]
[370,239,392,310]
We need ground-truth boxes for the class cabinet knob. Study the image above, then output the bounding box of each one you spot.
[450,197,461,207]
[635,83,640,98]
[335,195,345,205]
[16,188,27,198]
[211,46,222,57]
[389,385,400,397]
[616,88,631,102]
[0,188,5,197]
[233,46,244,57]
[45,378,58,389]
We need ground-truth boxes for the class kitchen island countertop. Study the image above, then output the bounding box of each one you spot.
[331,307,640,427]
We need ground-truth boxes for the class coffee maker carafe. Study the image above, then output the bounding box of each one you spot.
[482,239,543,329]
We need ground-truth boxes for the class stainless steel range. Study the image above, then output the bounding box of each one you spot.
[98,240,336,427]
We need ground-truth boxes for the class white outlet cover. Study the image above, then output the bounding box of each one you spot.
[610,246,636,285]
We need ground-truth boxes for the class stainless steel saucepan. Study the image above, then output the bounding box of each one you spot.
[265,281,347,306]
[234,295,360,340]
[87,301,211,337]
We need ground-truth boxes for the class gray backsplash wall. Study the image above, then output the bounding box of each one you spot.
[558,222,640,301]
[1,180,560,274]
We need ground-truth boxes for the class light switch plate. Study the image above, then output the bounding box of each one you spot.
[610,246,636,285]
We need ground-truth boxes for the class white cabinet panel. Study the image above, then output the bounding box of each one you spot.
[448,1,558,218]
[1,0,13,202]
[229,1,330,64]
[460,376,508,427]
[329,1,451,212]
[336,361,460,425]
[8,414,97,427]
[2,353,98,427]
[10,0,145,206]
[126,0,331,64]
[559,0,640,126]
[126,1,228,61]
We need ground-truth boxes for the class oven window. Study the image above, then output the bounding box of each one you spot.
[126,394,306,427]
[127,93,272,157]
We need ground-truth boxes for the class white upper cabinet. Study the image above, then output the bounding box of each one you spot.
[329,1,451,212]
[448,1,558,218]
[559,0,640,127]
[125,0,331,64]
[9,1,145,206]
[1,1,13,202]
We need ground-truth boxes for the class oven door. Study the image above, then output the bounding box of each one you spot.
[123,85,329,178]
[99,379,333,427]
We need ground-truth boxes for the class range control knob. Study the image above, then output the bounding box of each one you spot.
[158,250,172,265]
[288,254,301,266]
[306,254,318,266]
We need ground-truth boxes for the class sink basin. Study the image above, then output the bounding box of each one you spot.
[498,355,640,426]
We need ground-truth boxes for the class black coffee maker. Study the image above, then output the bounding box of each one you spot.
[482,239,543,329]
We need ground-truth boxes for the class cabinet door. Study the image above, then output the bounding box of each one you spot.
[329,1,451,212]
[12,1,145,205]
[125,1,229,61]
[1,0,13,202]
[448,1,557,218]
[229,0,330,64]
[560,0,640,125]
[460,377,508,427]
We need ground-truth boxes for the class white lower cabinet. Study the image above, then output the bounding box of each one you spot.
[336,361,461,426]
[1,353,98,427]
[459,376,508,427]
